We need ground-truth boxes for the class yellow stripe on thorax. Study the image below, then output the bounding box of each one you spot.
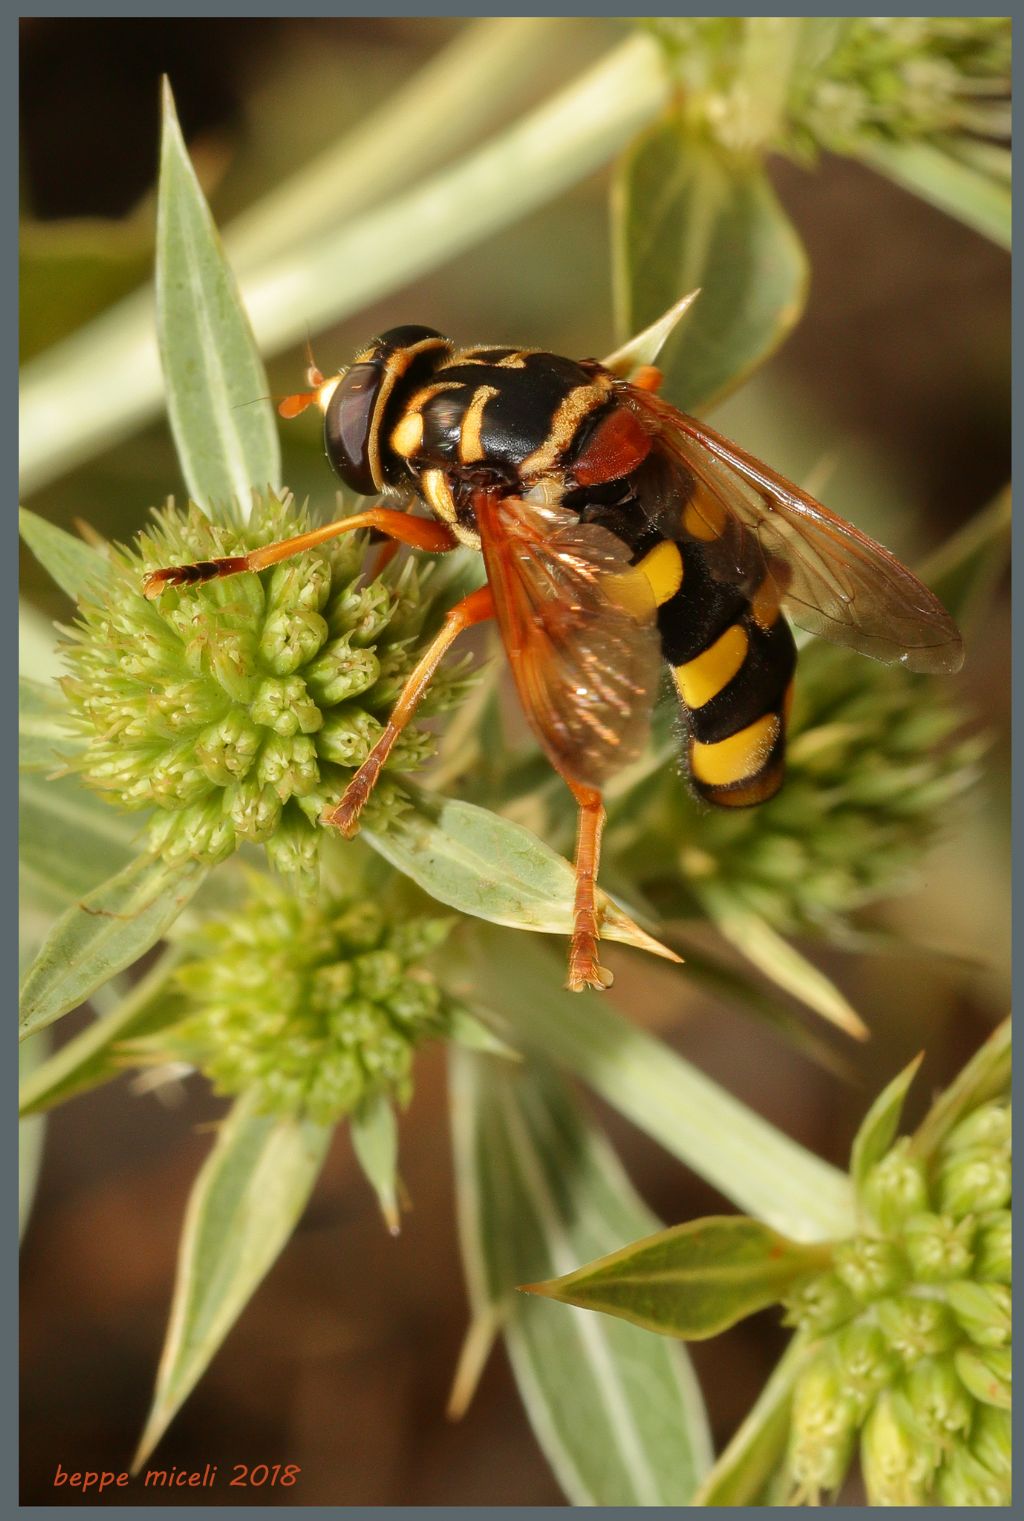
[391,410,424,457]
[520,377,611,477]
[459,385,499,464]
[675,624,748,709]
[690,712,780,787]
[636,540,683,606]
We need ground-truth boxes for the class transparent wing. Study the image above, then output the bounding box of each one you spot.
[475,491,662,788]
[623,388,964,673]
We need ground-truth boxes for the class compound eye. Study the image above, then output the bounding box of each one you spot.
[323,362,382,495]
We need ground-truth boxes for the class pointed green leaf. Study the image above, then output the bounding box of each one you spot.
[448,1004,522,1063]
[612,119,808,412]
[460,930,855,1242]
[22,32,668,498]
[919,487,1010,627]
[20,948,186,1117]
[350,1092,400,1235]
[157,80,279,518]
[701,893,868,1040]
[601,288,701,377]
[450,1048,711,1504]
[19,677,82,771]
[20,771,139,914]
[910,1016,1011,1164]
[133,1095,331,1469]
[693,1335,813,1505]
[854,138,1011,250]
[363,789,681,968]
[527,1216,830,1340]
[850,1051,925,1195]
[19,507,112,602]
[19,852,208,1039]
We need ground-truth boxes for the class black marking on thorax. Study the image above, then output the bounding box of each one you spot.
[414,350,602,476]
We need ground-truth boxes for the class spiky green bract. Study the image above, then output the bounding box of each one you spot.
[614,642,982,938]
[59,495,470,892]
[782,1087,1011,1504]
[140,872,455,1125]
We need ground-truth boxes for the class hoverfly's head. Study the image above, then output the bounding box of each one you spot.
[280,325,450,496]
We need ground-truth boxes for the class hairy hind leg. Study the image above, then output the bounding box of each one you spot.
[142,508,457,598]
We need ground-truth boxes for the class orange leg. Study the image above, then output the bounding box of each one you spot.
[325,584,496,837]
[142,508,458,599]
[565,780,613,993]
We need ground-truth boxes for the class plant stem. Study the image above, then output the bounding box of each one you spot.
[20,31,667,497]
[225,18,589,272]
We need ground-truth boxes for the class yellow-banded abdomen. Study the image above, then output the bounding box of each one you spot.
[582,485,797,810]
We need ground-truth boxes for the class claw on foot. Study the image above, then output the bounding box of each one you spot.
[566,938,614,993]
[142,557,248,599]
[322,796,362,839]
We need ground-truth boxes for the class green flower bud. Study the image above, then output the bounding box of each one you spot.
[833,1237,906,1303]
[935,1442,1010,1506]
[329,578,393,644]
[785,1356,859,1503]
[860,1388,939,1506]
[249,675,323,737]
[195,709,262,785]
[305,638,381,706]
[875,1294,958,1363]
[141,871,455,1125]
[861,1139,929,1232]
[901,1211,975,1283]
[256,733,319,801]
[903,1355,973,1442]
[972,1210,1011,1284]
[224,777,281,842]
[258,607,329,677]
[783,1271,857,1335]
[941,1101,1010,1157]
[937,1147,1012,1218]
[945,1281,1011,1348]
[953,1344,1011,1410]
[264,806,320,895]
[265,554,331,616]
[60,495,472,889]
[970,1405,1012,1483]
[316,709,383,768]
[831,1323,899,1417]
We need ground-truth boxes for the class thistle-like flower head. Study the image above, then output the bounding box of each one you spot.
[143,870,455,1125]
[60,495,471,891]
[783,1080,1011,1504]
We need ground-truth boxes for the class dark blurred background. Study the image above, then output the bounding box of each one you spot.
[20,16,1010,1507]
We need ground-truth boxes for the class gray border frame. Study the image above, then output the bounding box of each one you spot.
[15,4,1016,1518]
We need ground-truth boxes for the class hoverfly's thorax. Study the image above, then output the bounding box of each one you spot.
[386,349,629,495]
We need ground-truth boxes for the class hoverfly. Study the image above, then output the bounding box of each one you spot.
[144,319,964,992]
